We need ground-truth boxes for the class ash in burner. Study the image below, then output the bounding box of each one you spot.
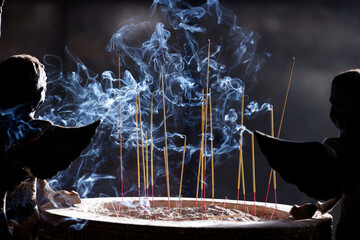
[68,198,280,222]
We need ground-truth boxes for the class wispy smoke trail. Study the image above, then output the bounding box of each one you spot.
[36,0,270,198]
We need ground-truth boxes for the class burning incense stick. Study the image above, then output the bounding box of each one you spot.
[118,51,123,205]
[138,94,146,196]
[179,135,187,200]
[251,133,256,217]
[209,90,214,202]
[135,97,141,204]
[150,94,154,206]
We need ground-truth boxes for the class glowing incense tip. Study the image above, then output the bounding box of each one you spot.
[179,135,187,200]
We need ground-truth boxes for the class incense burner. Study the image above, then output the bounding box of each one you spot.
[38,197,332,240]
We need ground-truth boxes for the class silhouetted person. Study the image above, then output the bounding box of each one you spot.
[255,69,360,240]
[0,54,99,239]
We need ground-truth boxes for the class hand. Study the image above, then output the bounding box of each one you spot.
[290,203,318,220]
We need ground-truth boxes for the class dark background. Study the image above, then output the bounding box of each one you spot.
[1,0,360,238]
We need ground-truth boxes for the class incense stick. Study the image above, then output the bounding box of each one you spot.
[274,57,295,216]
[161,67,171,220]
[138,94,146,196]
[179,135,187,200]
[251,133,256,217]
[161,66,169,187]
[164,147,171,221]
[202,39,211,202]
[263,105,274,217]
[221,196,227,221]
[145,131,149,200]
[118,51,123,206]
[278,57,295,138]
[264,57,295,217]
[150,94,154,207]
[135,97,141,205]
[196,96,205,207]
[209,90,215,203]
[237,88,245,210]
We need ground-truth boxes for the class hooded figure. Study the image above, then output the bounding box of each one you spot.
[255,69,360,240]
[0,54,100,239]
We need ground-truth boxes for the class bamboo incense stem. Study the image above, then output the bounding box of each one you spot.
[150,94,154,206]
[200,99,205,194]
[236,136,242,209]
[118,51,123,203]
[209,90,214,201]
[164,147,171,220]
[251,133,256,217]
[273,58,294,216]
[179,135,187,200]
[202,39,211,200]
[196,95,205,205]
[277,57,295,138]
[145,131,149,199]
[263,106,274,217]
[138,94,146,196]
[237,88,245,208]
[135,97,141,203]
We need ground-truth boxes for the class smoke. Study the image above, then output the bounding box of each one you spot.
[36,0,270,199]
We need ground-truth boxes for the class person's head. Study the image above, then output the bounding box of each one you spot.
[330,69,360,133]
[0,54,47,116]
